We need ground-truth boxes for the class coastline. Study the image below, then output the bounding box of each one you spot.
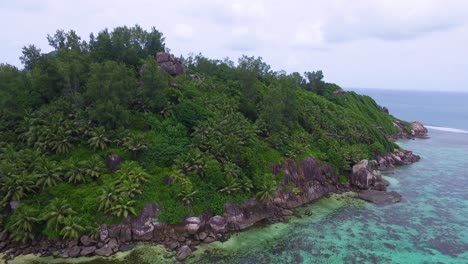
[1,123,428,263]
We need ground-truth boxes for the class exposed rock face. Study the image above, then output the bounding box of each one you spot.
[333,89,346,95]
[358,190,402,204]
[0,230,8,242]
[106,154,123,172]
[383,107,389,114]
[79,236,96,246]
[411,121,428,138]
[224,157,341,231]
[131,203,160,241]
[95,245,113,257]
[209,215,227,233]
[391,120,429,140]
[156,52,185,76]
[80,246,96,256]
[108,224,132,242]
[274,158,340,208]
[176,245,192,261]
[62,246,81,258]
[375,149,420,170]
[350,160,387,191]
[224,200,282,231]
[184,217,201,235]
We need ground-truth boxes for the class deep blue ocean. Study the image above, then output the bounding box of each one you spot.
[353,89,468,131]
[14,90,468,264]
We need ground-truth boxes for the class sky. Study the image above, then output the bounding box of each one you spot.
[1,0,468,91]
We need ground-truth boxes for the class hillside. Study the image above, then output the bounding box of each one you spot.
[1,25,404,246]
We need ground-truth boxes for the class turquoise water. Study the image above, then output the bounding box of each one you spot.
[14,129,468,263]
[182,129,468,264]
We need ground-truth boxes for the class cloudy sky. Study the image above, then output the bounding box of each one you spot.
[1,0,468,91]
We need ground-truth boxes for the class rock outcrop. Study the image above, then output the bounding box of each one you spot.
[375,149,420,170]
[410,121,428,138]
[0,153,418,261]
[224,157,341,231]
[156,52,185,76]
[358,190,402,205]
[350,160,388,191]
[391,120,429,140]
[184,217,201,235]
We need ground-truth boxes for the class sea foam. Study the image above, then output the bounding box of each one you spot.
[426,125,468,134]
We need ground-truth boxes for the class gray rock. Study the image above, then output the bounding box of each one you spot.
[203,236,216,243]
[184,217,201,235]
[95,245,113,257]
[99,226,109,242]
[9,201,20,210]
[67,238,79,248]
[106,154,123,172]
[197,232,207,241]
[109,224,132,242]
[80,246,96,256]
[176,245,192,261]
[167,241,179,251]
[107,238,119,251]
[131,203,160,241]
[156,52,185,76]
[0,230,8,242]
[358,190,402,205]
[119,244,135,252]
[0,241,7,251]
[80,235,96,246]
[411,121,428,138]
[350,160,376,190]
[209,215,227,233]
[281,209,294,216]
[69,246,81,257]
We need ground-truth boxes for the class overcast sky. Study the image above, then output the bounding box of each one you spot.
[1,0,468,91]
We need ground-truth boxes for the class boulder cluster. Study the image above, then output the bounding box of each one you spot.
[155,52,185,76]
[349,148,421,205]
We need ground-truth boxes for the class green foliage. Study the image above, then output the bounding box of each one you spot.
[0,25,405,238]
[6,205,39,243]
[60,216,85,239]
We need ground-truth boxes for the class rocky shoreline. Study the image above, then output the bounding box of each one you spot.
[0,122,428,262]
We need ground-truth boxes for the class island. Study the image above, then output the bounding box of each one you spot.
[0,25,427,262]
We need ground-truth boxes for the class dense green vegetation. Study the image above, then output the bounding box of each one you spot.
[0,25,399,242]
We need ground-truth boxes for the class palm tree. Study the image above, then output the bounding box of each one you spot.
[35,158,63,189]
[0,171,36,204]
[115,180,142,198]
[60,216,85,239]
[122,134,147,159]
[82,158,104,179]
[43,199,76,232]
[97,186,119,212]
[107,199,137,218]
[178,189,198,206]
[219,176,241,194]
[65,167,87,184]
[88,127,111,151]
[10,209,38,243]
[255,175,278,203]
[241,177,254,193]
[49,128,73,154]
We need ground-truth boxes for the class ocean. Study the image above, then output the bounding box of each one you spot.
[12,89,468,264]
[353,88,468,131]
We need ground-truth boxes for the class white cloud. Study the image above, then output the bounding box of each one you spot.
[172,24,194,40]
[1,0,468,90]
